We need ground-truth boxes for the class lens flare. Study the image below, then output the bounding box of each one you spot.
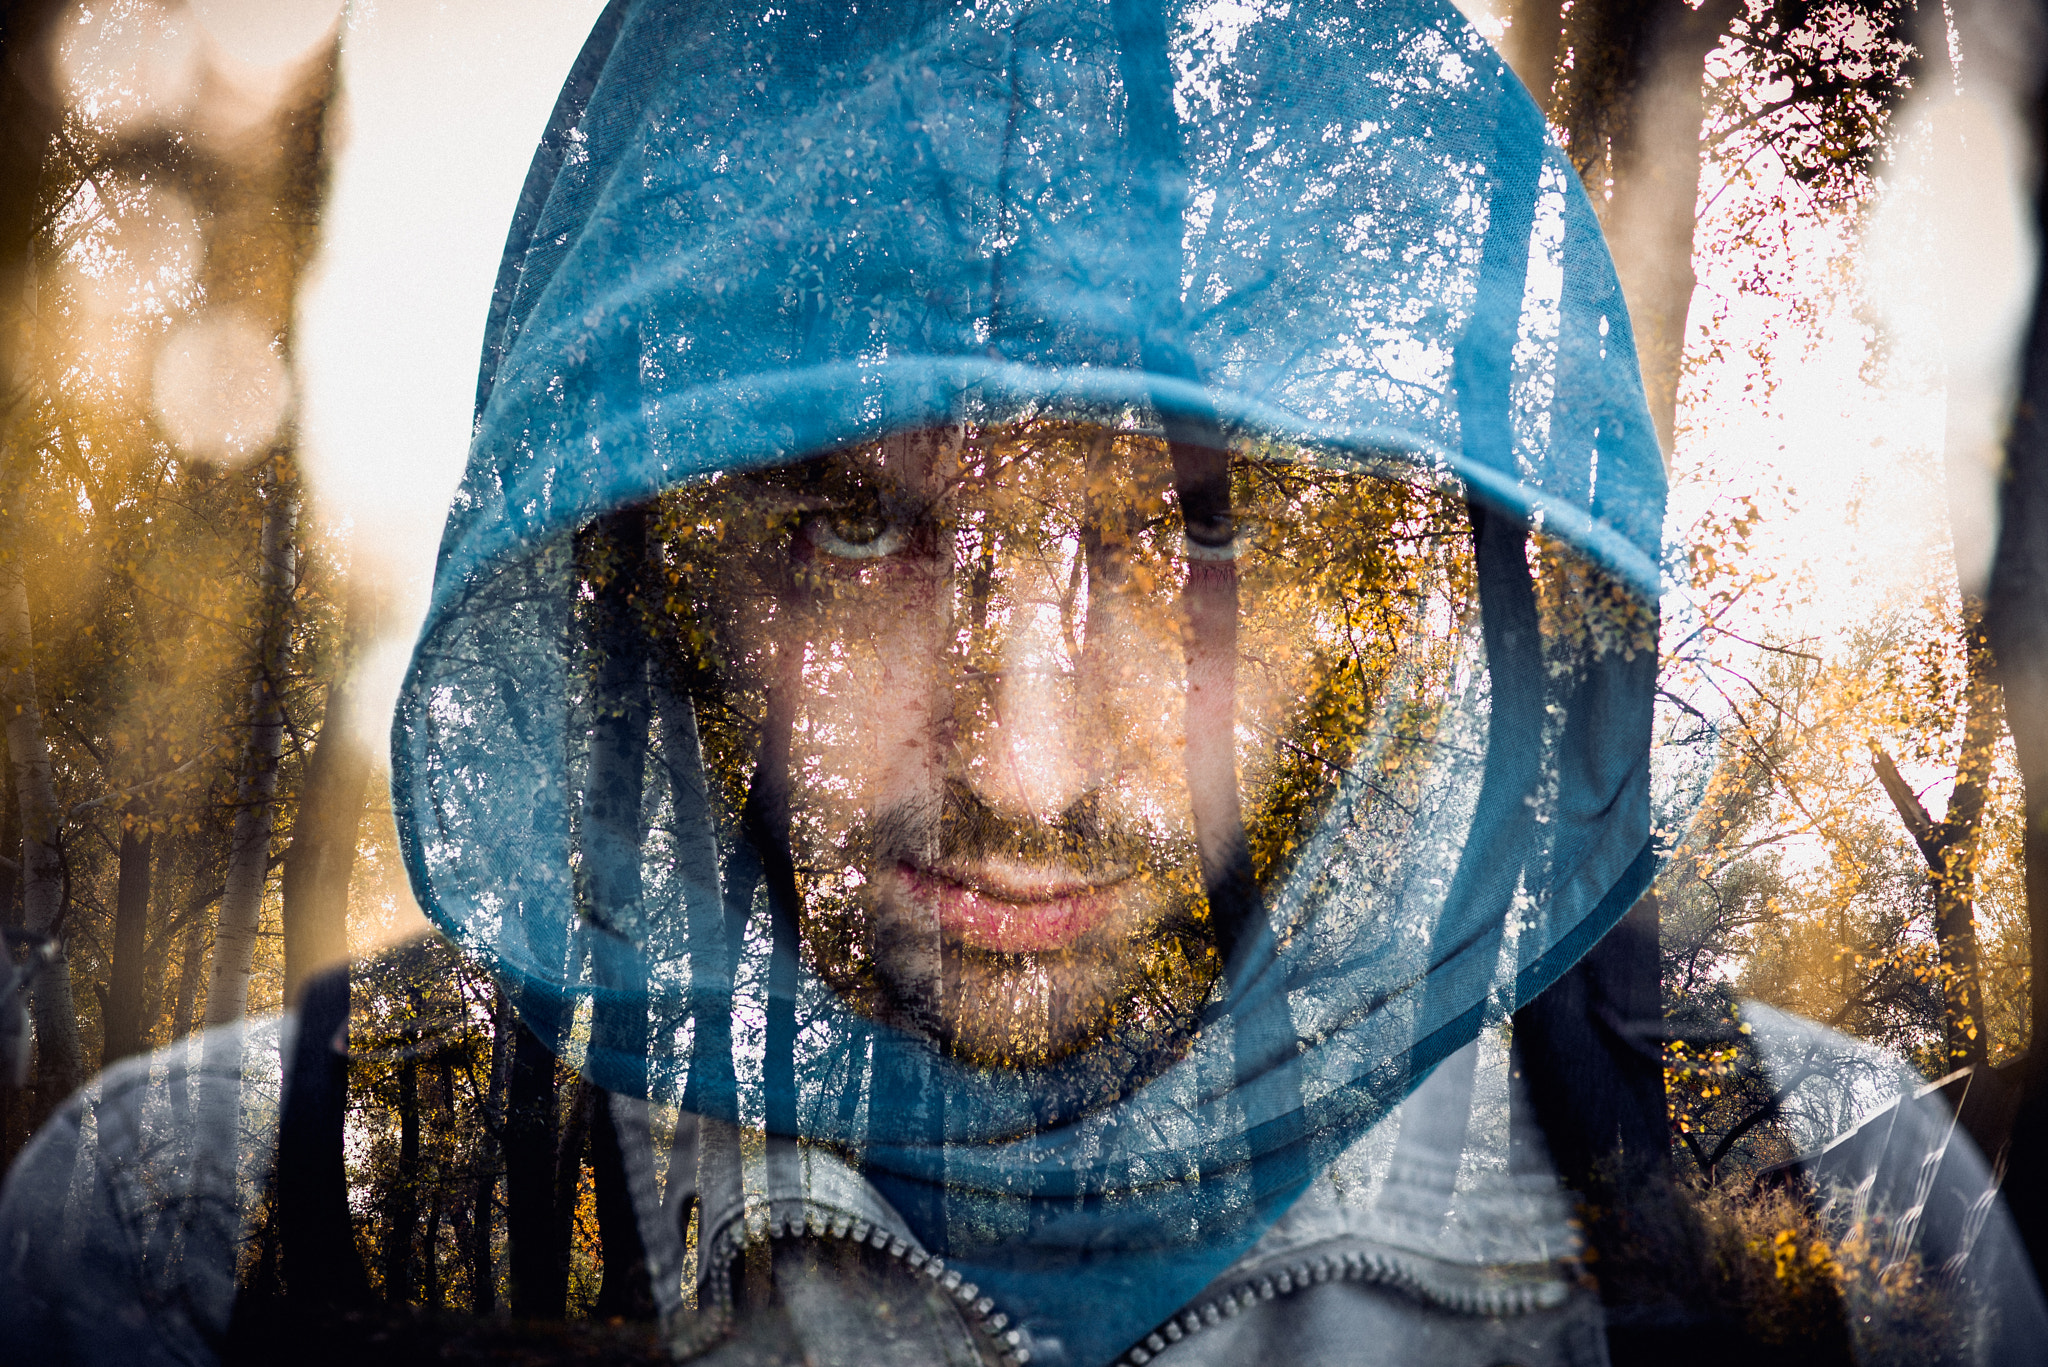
[150,309,291,465]
[191,0,342,69]
[52,0,201,135]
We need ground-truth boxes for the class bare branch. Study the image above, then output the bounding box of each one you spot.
[1705,1063,1825,1171]
[1871,746,1941,867]
[68,756,202,817]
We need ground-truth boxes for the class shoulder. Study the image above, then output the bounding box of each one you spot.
[0,1017,291,1367]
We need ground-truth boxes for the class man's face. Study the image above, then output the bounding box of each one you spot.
[672,424,1467,1069]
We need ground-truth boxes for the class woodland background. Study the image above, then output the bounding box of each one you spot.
[5,0,2048,1352]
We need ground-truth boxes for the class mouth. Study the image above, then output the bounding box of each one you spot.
[895,857,1130,953]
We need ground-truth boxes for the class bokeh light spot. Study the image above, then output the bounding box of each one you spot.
[151,309,291,465]
[53,0,201,135]
[191,0,342,70]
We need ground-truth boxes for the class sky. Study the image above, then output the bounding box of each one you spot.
[277,0,2037,791]
[294,0,612,763]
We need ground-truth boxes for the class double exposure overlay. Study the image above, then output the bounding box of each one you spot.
[4,1,2047,1365]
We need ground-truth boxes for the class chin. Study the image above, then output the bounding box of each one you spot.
[902,935,1222,1087]
[927,947,1131,1068]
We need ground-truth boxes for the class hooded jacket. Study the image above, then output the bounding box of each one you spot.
[388,2,1663,1363]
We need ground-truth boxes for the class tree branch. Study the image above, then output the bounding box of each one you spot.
[1706,1063,1824,1171]
[1871,745,1943,867]
[67,756,201,817]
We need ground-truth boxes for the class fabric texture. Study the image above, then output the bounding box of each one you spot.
[389,2,1666,1362]
[6,984,2039,1366]
[0,1018,288,1367]
[671,1035,1608,1367]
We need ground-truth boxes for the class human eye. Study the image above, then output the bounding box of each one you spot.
[803,502,908,559]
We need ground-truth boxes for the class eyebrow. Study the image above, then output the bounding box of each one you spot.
[731,449,887,506]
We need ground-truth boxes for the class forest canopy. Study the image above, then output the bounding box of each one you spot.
[2,0,2047,1354]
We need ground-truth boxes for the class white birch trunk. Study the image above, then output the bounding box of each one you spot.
[202,463,297,1039]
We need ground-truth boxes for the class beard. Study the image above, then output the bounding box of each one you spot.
[802,778,1220,1070]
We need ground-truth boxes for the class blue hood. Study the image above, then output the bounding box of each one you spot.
[393,1,1663,1361]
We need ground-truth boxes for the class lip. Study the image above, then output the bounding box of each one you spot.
[896,858,1130,953]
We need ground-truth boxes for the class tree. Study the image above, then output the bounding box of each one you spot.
[200,460,296,1039]
[280,571,380,1006]
[1982,0,2048,1271]
[1655,557,2026,1174]
[1869,618,1997,1071]
[1499,0,1744,1260]
[0,0,88,1133]
[0,541,88,1116]
[506,1014,569,1319]
[1516,0,1746,455]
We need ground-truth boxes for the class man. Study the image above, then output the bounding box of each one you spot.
[566,418,1610,1366]
[671,423,1472,1071]
[17,2,2033,1364]
[15,0,1668,1361]
[381,2,1667,1357]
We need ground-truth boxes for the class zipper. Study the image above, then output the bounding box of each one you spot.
[1117,1242,1573,1365]
[670,1197,1037,1366]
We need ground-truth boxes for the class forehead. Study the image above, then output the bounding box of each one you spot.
[736,423,1179,508]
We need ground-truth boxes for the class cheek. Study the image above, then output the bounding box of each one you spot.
[1235,633,1307,785]
[797,576,951,809]
[1082,601,1193,810]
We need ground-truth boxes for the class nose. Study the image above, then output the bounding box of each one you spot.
[960,593,1094,821]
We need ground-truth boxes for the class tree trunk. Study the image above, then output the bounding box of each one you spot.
[266,566,376,1319]
[0,0,73,1148]
[280,573,380,1006]
[1931,852,1992,1070]
[1983,3,2048,1266]
[506,1015,565,1319]
[2,729,18,929]
[1871,626,1997,1072]
[1506,0,1739,1153]
[656,680,735,1307]
[201,460,298,1037]
[577,510,659,1320]
[1502,8,1741,1351]
[445,1189,473,1314]
[275,965,369,1306]
[165,914,208,1131]
[422,1185,444,1311]
[1608,0,1739,459]
[101,816,153,1065]
[1507,0,1735,1184]
[0,1,71,325]
[590,1092,655,1320]
[1999,217,2048,1054]
[1,728,18,1166]
[432,1049,462,1313]
[382,1035,421,1306]
[1500,0,1566,107]
[663,683,738,1132]
[472,988,512,1314]
[1516,892,1673,1185]
[1547,0,1739,458]
[170,913,208,1042]
[0,556,87,1119]
[185,458,298,1292]
[136,840,182,1059]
